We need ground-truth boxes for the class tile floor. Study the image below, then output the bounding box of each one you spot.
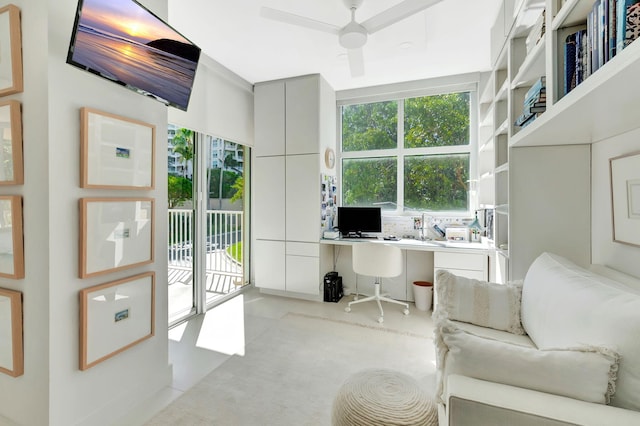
[119,286,436,425]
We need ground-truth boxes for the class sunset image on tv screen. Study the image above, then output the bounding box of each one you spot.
[68,0,200,110]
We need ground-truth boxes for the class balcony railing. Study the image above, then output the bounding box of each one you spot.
[168,209,244,297]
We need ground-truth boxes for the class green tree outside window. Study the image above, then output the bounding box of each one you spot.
[341,92,471,212]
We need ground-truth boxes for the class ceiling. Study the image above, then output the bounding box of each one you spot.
[168,0,503,92]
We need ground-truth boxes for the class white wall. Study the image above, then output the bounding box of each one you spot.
[168,54,255,146]
[0,1,172,424]
[592,129,640,279]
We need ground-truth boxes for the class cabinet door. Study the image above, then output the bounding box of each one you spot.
[254,156,285,240]
[286,254,320,295]
[286,154,320,242]
[285,76,319,155]
[254,240,285,290]
[254,81,285,157]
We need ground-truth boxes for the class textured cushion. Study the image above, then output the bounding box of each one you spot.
[435,270,525,335]
[521,253,640,411]
[440,324,620,405]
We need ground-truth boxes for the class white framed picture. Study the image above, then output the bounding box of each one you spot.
[0,195,24,279]
[0,5,23,97]
[610,151,640,247]
[79,198,154,278]
[79,272,155,370]
[0,287,23,377]
[0,100,23,184]
[80,108,155,189]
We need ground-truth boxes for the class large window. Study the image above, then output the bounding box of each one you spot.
[340,91,474,213]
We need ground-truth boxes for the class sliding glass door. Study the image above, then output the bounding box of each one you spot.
[168,125,250,325]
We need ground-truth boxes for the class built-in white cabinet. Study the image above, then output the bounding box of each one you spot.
[434,252,489,282]
[480,0,640,280]
[254,240,285,291]
[254,81,285,157]
[285,77,320,155]
[253,156,285,241]
[253,74,336,297]
[286,153,321,242]
[286,242,321,295]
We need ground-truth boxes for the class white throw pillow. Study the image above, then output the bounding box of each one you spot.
[441,325,620,405]
[521,253,640,411]
[435,270,525,335]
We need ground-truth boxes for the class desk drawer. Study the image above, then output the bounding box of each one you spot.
[434,252,487,271]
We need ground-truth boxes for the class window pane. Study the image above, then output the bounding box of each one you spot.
[404,154,470,211]
[404,93,470,148]
[342,101,398,152]
[342,157,397,208]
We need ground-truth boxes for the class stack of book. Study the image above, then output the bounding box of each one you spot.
[564,28,588,94]
[563,0,640,96]
[526,9,546,54]
[515,76,546,128]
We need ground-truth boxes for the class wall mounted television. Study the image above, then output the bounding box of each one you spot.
[66,0,201,111]
[337,207,382,237]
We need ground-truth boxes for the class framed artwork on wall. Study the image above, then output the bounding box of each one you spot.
[0,287,23,377]
[0,195,24,279]
[79,272,155,370]
[0,5,23,97]
[80,107,155,189]
[610,151,640,248]
[0,100,23,184]
[79,198,154,278]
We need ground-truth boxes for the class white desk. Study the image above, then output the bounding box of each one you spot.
[321,237,490,253]
[320,238,491,303]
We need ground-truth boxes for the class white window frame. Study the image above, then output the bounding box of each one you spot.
[336,79,478,218]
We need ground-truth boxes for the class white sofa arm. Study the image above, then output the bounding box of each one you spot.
[441,375,640,426]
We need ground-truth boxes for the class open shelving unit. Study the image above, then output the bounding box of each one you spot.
[479,0,640,280]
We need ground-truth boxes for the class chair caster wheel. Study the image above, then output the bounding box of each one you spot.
[345,307,351,313]
[403,309,410,315]
[378,317,384,323]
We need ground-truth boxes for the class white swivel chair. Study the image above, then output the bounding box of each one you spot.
[345,242,409,323]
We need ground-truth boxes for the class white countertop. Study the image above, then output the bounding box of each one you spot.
[320,237,491,254]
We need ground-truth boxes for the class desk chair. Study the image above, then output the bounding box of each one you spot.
[345,242,409,323]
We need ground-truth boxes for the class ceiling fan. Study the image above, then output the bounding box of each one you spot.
[260,0,444,77]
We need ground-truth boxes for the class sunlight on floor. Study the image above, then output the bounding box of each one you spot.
[168,321,188,342]
[195,295,246,356]
[168,295,246,356]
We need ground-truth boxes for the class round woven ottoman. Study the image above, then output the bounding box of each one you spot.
[332,369,438,426]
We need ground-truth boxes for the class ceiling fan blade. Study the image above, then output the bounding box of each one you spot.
[347,48,365,77]
[361,0,444,34]
[260,7,340,35]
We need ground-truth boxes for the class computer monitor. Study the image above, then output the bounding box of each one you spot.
[337,207,382,237]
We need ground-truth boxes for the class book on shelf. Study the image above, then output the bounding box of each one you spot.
[524,93,546,108]
[514,111,543,128]
[523,103,546,116]
[555,0,640,99]
[609,0,617,59]
[590,0,601,72]
[565,32,578,94]
[617,0,640,52]
[524,76,546,102]
[526,9,546,53]
[525,92,546,104]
